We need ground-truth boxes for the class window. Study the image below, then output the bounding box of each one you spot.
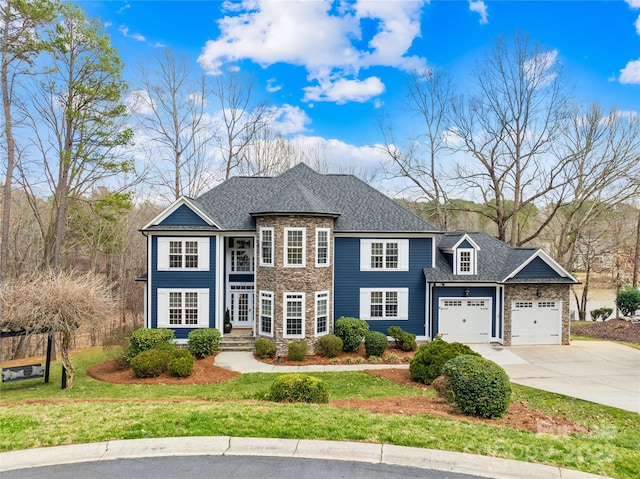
[360,239,409,271]
[359,288,408,320]
[284,292,305,337]
[229,238,254,273]
[157,289,209,327]
[157,238,209,271]
[285,228,306,267]
[316,228,330,267]
[443,300,463,307]
[260,228,274,266]
[456,248,475,275]
[259,291,274,336]
[315,291,329,335]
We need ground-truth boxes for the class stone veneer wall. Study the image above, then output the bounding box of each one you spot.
[503,283,571,346]
[255,215,334,355]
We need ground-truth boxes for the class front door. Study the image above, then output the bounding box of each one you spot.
[230,288,254,328]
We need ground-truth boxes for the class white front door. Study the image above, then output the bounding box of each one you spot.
[230,289,254,328]
[511,300,562,345]
[438,298,492,343]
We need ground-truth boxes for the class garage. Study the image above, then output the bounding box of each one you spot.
[438,298,492,343]
[511,300,562,345]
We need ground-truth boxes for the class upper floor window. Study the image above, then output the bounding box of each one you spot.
[316,228,330,267]
[157,237,209,271]
[285,227,306,267]
[229,238,254,273]
[456,248,475,275]
[360,239,408,271]
[260,228,274,266]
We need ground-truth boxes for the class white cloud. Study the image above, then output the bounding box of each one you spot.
[197,0,427,103]
[523,49,559,86]
[625,0,640,9]
[469,0,489,24]
[119,25,145,42]
[620,58,640,84]
[266,78,282,93]
[271,104,311,135]
[635,14,640,34]
[125,89,154,115]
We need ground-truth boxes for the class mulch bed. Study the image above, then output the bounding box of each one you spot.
[571,318,640,344]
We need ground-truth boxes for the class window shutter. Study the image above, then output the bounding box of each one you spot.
[398,288,409,320]
[157,289,169,327]
[360,240,371,271]
[198,289,210,327]
[359,289,371,320]
[398,239,409,271]
[198,238,210,271]
[157,238,169,270]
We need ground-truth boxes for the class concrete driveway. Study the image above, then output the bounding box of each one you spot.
[471,341,640,413]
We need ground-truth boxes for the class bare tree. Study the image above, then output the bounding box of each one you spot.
[133,48,218,200]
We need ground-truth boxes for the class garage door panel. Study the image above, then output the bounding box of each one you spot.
[439,298,492,343]
[511,300,561,345]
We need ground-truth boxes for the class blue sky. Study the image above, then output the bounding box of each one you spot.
[79,0,640,175]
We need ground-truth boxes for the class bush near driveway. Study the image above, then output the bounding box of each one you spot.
[615,287,640,317]
[409,339,479,384]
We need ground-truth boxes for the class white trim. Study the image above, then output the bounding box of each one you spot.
[360,239,409,272]
[315,228,331,267]
[455,248,476,275]
[143,196,221,230]
[283,292,306,338]
[334,232,436,238]
[258,290,274,337]
[157,237,210,271]
[146,234,152,329]
[438,296,492,343]
[441,233,481,253]
[157,288,209,328]
[284,227,306,268]
[502,249,579,283]
[259,227,275,267]
[315,291,330,336]
[216,236,224,334]
[359,288,409,320]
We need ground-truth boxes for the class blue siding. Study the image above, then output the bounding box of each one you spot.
[160,204,209,226]
[458,239,474,249]
[334,237,432,336]
[431,286,498,338]
[151,235,217,340]
[514,256,559,278]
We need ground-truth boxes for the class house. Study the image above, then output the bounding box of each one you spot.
[139,163,579,353]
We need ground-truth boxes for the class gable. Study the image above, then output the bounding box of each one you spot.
[160,204,209,226]
[513,256,561,279]
[458,239,474,249]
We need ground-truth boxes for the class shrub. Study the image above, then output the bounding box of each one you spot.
[615,287,640,317]
[364,331,388,357]
[590,307,613,322]
[168,355,195,377]
[384,353,401,364]
[288,340,308,361]
[188,328,221,358]
[130,348,174,378]
[126,328,175,361]
[255,338,277,359]
[442,355,511,419]
[387,326,418,351]
[269,374,329,403]
[431,375,454,403]
[318,334,343,358]
[368,355,381,364]
[409,339,479,385]
[335,316,369,352]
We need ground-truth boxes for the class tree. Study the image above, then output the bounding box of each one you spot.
[0,270,114,388]
[17,2,133,269]
[133,48,218,201]
[1,0,55,280]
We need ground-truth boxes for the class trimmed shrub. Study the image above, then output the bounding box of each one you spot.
[615,287,640,317]
[318,334,343,358]
[126,328,175,361]
[255,338,277,359]
[409,339,479,385]
[387,326,418,351]
[168,355,195,377]
[364,331,388,357]
[431,375,454,403]
[383,353,401,364]
[335,316,369,352]
[188,328,221,358]
[590,307,613,322]
[269,374,329,404]
[442,355,512,419]
[288,340,308,361]
[130,348,174,378]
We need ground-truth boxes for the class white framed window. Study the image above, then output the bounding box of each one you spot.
[157,289,209,327]
[157,237,209,271]
[455,248,475,275]
[259,291,274,336]
[315,291,329,336]
[229,238,254,273]
[360,239,409,271]
[284,292,305,338]
[316,228,330,267]
[260,228,274,266]
[284,228,306,267]
[359,288,409,320]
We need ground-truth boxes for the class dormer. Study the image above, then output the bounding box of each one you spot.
[440,234,480,276]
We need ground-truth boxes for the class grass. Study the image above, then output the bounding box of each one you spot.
[1,348,639,479]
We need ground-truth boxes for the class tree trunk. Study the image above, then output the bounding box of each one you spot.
[60,331,75,389]
[633,209,640,288]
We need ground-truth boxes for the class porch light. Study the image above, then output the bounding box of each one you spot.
[463,289,470,297]
[277,355,282,363]
[536,289,542,298]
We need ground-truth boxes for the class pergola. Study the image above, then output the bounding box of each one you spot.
[0,327,58,387]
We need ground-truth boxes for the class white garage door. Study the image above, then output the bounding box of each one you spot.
[511,300,561,345]
[438,298,492,343]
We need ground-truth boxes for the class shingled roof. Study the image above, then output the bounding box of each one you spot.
[192,163,438,233]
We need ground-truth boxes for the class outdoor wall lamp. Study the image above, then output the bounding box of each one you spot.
[535,289,542,297]
[463,289,470,297]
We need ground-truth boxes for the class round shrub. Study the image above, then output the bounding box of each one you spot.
[318,334,343,358]
[409,339,479,384]
[168,355,195,377]
[335,316,369,352]
[387,326,417,351]
[188,328,221,358]
[615,287,640,317]
[431,375,454,403]
[126,328,175,361]
[442,355,512,419]
[255,338,277,359]
[269,374,329,403]
[288,340,308,361]
[364,331,388,357]
[130,348,174,378]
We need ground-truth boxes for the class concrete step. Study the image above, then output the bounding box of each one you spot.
[220,334,255,352]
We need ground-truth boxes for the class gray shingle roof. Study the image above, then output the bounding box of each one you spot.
[193,163,438,233]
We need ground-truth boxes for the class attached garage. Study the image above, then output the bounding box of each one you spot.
[438,298,492,343]
[511,300,562,345]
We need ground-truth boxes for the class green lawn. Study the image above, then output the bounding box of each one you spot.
[1,348,639,479]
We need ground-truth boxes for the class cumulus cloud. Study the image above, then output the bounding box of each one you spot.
[119,25,145,42]
[125,89,154,115]
[620,58,640,84]
[271,104,311,135]
[266,78,282,93]
[197,0,427,103]
[469,0,489,24]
